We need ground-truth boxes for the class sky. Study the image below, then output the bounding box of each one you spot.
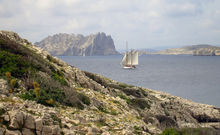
[0,0,220,50]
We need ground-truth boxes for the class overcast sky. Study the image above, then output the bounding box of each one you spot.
[0,0,220,50]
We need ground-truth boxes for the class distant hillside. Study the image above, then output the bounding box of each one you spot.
[156,44,220,56]
[35,32,119,56]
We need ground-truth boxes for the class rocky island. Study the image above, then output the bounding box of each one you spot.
[0,31,220,135]
[35,32,119,56]
[155,45,220,56]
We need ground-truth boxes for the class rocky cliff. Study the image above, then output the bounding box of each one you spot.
[155,45,220,56]
[35,32,119,56]
[0,31,220,135]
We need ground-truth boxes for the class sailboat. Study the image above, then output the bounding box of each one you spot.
[81,48,86,56]
[121,49,139,69]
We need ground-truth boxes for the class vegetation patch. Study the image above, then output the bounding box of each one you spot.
[0,35,91,110]
[51,72,68,86]
[98,106,109,113]
[19,81,65,107]
[47,55,63,66]
[160,128,220,135]
[51,114,62,127]
[156,115,177,129]
[122,88,148,98]
[118,94,131,104]
[130,98,151,110]
[0,50,31,77]
[84,71,108,87]
[77,93,91,105]
[134,126,142,135]
[96,117,108,127]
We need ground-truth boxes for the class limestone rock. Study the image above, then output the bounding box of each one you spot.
[87,126,101,135]
[5,130,22,135]
[8,111,25,129]
[35,118,43,131]
[41,125,60,135]
[22,128,35,135]
[35,32,119,56]
[0,79,8,95]
[52,125,61,135]
[3,114,10,122]
[42,126,53,135]
[24,114,35,129]
[36,131,41,135]
[0,127,6,135]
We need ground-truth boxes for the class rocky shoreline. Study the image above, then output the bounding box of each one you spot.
[0,31,220,135]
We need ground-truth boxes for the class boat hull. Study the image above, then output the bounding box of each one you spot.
[123,65,136,69]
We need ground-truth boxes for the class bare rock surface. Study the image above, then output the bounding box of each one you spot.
[35,32,119,56]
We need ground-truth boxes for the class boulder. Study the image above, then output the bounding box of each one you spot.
[22,128,35,135]
[42,125,57,135]
[24,114,35,129]
[35,118,43,131]
[0,79,9,95]
[0,127,6,135]
[5,130,22,135]
[8,111,25,129]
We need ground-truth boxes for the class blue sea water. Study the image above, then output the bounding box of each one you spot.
[58,55,220,107]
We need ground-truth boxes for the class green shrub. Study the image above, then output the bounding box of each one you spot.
[51,114,61,127]
[160,128,220,135]
[160,128,179,135]
[130,98,150,109]
[19,87,65,107]
[98,106,108,113]
[134,126,142,135]
[118,83,133,89]
[118,94,131,104]
[19,89,36,100]
[122,88,148,98]
[51,72,68,86]
[96,117,108,127]
[0,50,31,77]
[77,93,90,105]
[110,109,117,115]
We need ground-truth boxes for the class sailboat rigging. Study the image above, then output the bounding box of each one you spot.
[121,42,139,69]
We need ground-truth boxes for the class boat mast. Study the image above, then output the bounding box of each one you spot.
[126,41,128,66]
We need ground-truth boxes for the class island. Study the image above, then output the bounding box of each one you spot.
[35,32,119,56]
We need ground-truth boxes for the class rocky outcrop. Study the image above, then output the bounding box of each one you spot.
[155,45,220,56]
[193,48,220,56]
[35,32,119,56]
[0,99,61,135]
[1,31,220,135]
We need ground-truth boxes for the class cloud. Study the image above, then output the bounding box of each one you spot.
[0,0,219,49]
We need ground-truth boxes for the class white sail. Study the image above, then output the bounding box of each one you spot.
[121,52,132,65]
[127,52,132,65]
[121,53,127,65]
[131,51,138,65]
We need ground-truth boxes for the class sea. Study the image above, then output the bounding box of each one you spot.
[58,55,220,107]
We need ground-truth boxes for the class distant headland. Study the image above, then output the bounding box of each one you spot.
[139,45,220,56]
